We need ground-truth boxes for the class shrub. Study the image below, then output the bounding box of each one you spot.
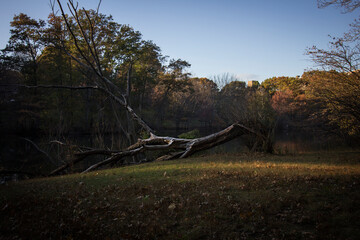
[178,129,201,139]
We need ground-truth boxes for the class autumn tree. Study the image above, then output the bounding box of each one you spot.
[151,58,192,128]
[2,13,46,86]
[0,14,49,136]
[303,70,360,136]
[45,4,166,147]
[217,81,247,125]
[187,78,218,127]
[261,76,307,97]
[306,1,360,137]
[216,81,276,152]
[131,41,164,113]
[165,77,219,132]
[261,76,308,125]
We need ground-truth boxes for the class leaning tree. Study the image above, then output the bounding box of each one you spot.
[6,0,272,176]
[305,0,360,136]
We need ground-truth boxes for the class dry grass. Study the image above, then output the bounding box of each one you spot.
[1,151,360,239]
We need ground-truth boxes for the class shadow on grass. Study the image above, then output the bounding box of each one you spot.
[1,151,360,239]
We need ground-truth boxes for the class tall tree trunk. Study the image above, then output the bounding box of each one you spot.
[126,62,137,162]
[126,63,132,106]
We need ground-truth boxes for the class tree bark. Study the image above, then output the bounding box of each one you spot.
[48,123,264,175]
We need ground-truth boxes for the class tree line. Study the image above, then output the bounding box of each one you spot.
[0,0,359,175]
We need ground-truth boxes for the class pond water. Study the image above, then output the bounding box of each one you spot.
[158,127,345,155]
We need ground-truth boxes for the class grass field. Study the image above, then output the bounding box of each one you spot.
[1,152,360,239]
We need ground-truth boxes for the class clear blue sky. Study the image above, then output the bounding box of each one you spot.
[1,0,358,81]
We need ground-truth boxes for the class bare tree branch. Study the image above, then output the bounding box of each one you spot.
[83,8,103,75]
[96,0,102,14]
[56,0,98,76]
[20,137,57,166]
[1,84,99,90]
[318,0,360,12]
[82,146,144,173]
[54,0,154,133]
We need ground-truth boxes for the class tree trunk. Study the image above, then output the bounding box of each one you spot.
[49,123,264,175]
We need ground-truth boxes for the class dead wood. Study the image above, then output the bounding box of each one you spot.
[48,123,264,175]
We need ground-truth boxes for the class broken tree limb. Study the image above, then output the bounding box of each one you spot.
[50,140,93,151]
[4,82,154,134]
[48,148,121,176]
[82,146,145,173]
[20,137,57,166]
[47,123,263,174]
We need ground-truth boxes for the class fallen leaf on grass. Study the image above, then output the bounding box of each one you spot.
[168,203,176,210]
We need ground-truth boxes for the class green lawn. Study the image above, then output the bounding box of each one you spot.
[1,152,360,239]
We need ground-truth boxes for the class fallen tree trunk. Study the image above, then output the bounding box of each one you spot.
[48,149,119,176]
[49,123,265,175]
[42,1,270,176]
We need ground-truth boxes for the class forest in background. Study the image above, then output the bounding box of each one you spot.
[1,0,360,176]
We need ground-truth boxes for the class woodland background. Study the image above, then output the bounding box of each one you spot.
[1,0,360,176]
